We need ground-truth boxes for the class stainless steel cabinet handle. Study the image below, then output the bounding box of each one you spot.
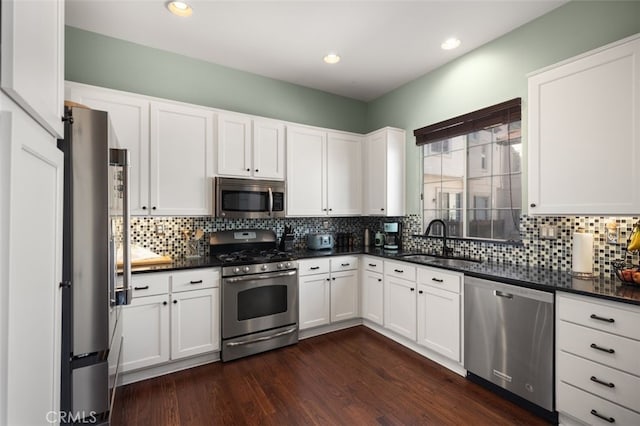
[590,409,615,423]
[226,327,297,347]
[494,290,513,299]
[590,343,615,354]
[225,270,297,283]
[590,376,615,388]
[590,314,615,323]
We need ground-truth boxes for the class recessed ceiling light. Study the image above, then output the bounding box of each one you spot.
[323,53,341,64]
[441,38,461,50]
[167,1,193,17]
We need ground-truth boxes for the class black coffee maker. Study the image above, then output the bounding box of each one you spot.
[383,222,401,250]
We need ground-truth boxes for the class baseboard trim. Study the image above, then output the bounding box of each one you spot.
[299,318,363,340]
[119,352,220,386]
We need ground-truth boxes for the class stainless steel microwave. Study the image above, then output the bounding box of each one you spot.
[214,177,286,218]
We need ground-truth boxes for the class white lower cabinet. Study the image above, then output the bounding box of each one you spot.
[384,260,417,340]
[416,267,462,362]
[122,269,220,372]
[299,256,359,330]
[556,293,640,425]
[362,257,384,326]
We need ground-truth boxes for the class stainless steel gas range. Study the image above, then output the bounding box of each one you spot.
[210,229,298,361]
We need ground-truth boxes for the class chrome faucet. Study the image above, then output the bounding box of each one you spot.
[424,219,453,257]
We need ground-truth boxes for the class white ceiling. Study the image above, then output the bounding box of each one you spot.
[66,0,566,101]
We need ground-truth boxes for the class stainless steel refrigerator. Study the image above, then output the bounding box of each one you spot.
[59,105,132,424]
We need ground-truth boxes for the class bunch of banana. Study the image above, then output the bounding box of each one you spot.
[627,222,640,251]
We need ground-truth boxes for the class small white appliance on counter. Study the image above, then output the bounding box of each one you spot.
[307,233,334,250]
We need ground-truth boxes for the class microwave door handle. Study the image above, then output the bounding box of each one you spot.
[268,187,273,217]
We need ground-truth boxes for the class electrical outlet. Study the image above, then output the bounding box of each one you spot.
[605,222,619,244]
[539,225,558,240]
[155,224,165,235]
[323,221,329,229]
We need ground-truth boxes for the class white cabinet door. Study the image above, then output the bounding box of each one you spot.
[364,128,405,216]
[1,0,64,138]
[384,276,417,340]
[327,132,362,215]
[217,112,252,177]
[121,294,170,372]
[362,271,384,326]
[299,273,330,330]
[330,270,359,322]
[65,84,151,215]
[286,125,326,216]
[528,35,640,215]
[170,287,220,360]
[150,102,214,215]
[253,118,285,180]
[1,100,64,425]
[416,284,460,361]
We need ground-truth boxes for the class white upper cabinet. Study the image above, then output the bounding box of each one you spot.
[327,132,362,216]
[150,101,214,216]
[217,113,285,180]
[287,125,363,216]
[528,34,640,215]
[287,125,327,216]
[65,84,151,215]
[364,127,406,216]
[1,0,64,138]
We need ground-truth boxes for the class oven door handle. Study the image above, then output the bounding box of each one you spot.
[226,326,298,347]
[224,270,297,283]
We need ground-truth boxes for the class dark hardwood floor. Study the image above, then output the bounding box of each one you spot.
[113,326,550,425]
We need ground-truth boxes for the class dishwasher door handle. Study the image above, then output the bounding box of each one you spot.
[494,290,513,299]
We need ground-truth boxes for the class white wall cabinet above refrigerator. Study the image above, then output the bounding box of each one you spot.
[287,125,362,216]
[528,34,640,215]
[364,127,406,216]
[1,0,64,138]
[217,113,285,180]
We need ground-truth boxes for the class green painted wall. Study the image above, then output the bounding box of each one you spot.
[366,0,640,215]
[65,26,367,133]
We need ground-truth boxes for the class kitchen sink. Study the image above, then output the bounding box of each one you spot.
[397,253,482,268]
[396,254,441,263]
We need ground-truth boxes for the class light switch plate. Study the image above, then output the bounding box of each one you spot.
[539,225,558,240]
[155,224,165,235]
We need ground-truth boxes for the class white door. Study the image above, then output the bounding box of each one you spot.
[417,284,461,362]
[217,112,252,177]
[121,294,170,372]
[327,133,362,215]
[1,0,64,138]
[365,131,387,215]
[384,277,417,340]
[286,126,326,216]
[66,84,151,215]
[150,102,214,215]
[170,288,220,360]
[362,271,384,326]
[330,270,359,322]
[299,274,330,330]
[253,118,285,180]
[1,104,64,425]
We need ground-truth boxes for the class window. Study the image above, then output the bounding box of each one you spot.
[415,99,522,241]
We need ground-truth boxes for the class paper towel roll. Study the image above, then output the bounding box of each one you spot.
[572,230,594,274]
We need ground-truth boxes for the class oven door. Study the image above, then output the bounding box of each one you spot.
[215,177,285,219]
[222,269,298,339]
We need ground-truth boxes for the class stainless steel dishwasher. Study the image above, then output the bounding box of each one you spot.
[464,276,554,413]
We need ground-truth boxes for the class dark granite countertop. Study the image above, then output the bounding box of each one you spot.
[131,247,640,306]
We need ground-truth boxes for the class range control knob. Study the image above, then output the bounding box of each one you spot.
[243,266,250,273]
[233,267,241,274]
[277,263,284,269]
[261,264,268,271]
[286,262,292,268]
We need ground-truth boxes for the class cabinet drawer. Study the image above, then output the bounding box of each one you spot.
[384,260,416,281]
[331,256,358,272]
[171,269,219,293]
[558,321,640,376]
[298,258,331,276]
[417,267,461,294]
[558,294,640,340]
[363,256,383,273]
[558,381,640,426]
[129,273,170,298]
[558,351,640,411]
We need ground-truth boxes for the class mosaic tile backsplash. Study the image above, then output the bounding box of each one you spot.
[130,214,640,275]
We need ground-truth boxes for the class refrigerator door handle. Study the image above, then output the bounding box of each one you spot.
[121,149,132,305]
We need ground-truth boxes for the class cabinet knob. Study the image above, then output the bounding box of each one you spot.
[410,288,415,292]
[246,168,250,172]
[142,206,147,210]
[173,300,178,304]
[163,301,168,306]
[255,169,259,172]
[419,290,423,294]
[152,206,157,210]
[329,208,333,212]
[332,277,336,281]
[530,203,536,208]
[380,208,385,211]
[377,278,382,282]
[326,278,330,281]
